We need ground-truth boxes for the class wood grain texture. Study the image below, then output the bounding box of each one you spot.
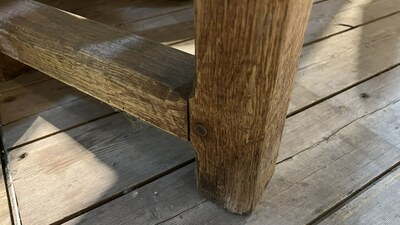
[64,164,199,225]
[320,167,400,225]
[118,8,194,45]
[2,0,399,222]
[38,0,193,27]
[3,0,385,149]
[171,0,400,53]
[160,98,400,225]
[290,11,400,113]
[172,0,400,115]
[0,79,86,125]
[11,52,400,225]
[93,0,400,47]
[65,56,400,225]
[8,113,194,225]
[304,0,400,44]
[0,70,51,94]
[3,95,114,149]
[0,0,195,138]
[190,0,313,213]
[0,161,12,225]
[0,53,30,82]
[37,0,194,46]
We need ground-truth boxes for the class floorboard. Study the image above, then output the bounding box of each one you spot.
[172,0,400,54]
[131,0,400,46]
[39,0,400,49]
[0,70,50,94]
[289,12,400,114]
[3,96,115,150]
[320,166,400,225]
[174,9,400,116]
[169,1,400,115]
[3,0,397,132]
[8,114,194,225]
[304,0,400,44]
[3,0,400,155]
[0,79,87,125]
[65,56,400,225]
[0,161,11,225]
[118,8,194,45]
[1,0,399,224]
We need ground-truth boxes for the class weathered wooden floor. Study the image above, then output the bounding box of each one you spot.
[1,0,400,224]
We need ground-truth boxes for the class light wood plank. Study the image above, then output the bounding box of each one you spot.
[65,164,199,225]
[320,167,400,225]
[42,0,396,49]
[118,8,194,45]
[8,113,194,225]
[1,0,398,221]
[14,58,400,223]
[304,0,400,44]
[0,79,86,125]
[0,0,192,94]
[13,0,398,116]
[0,0,194,138]
[279,67,400,162]
[45,0,334,35]
[290,11,400,113]
[3,95,115,149]
[0,161,12,225]
[4,0,396,137]
[159,75,400,225]
[66,60,400,225]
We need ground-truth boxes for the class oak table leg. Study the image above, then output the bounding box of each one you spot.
[190,0,313,214]
[0,53,29,82]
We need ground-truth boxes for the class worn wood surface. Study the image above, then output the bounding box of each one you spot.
[66,59,400,225]
[9,51,400,224]
[190,0,313,213]
[5,0,396,128]
[0,79,86,125]
[0,70,50,94]
[70,68,400,224]
[37,0,194,46]
[3,94,114,149]
[0,0,194,138]
[171,0,400,115]
[2,0,400,224]
[171,0,400,53]
[304,0,400,44]
[0,73,118,150]
[159,69,400,225]
[0,161,11,225]
[38,0,193,27]
[8,114,194,225]
[36,0,400,56]
[321,167,400,225]
[0,53,30,82]
[118,8,194,45]
[4,0,399,152]
[289,11,400,113]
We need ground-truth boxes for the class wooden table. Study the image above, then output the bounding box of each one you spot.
[0,0,312,214]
